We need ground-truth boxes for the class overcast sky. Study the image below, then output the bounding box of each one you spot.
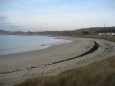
[0,0,115,31]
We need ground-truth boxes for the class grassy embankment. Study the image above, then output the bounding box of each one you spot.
[79,35,115,42]
[15,57,115,86]
[15,35,115,86]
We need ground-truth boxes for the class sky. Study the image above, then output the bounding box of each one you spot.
[0,0,115,31]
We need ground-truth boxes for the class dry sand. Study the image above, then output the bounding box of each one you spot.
[0,36,115,86]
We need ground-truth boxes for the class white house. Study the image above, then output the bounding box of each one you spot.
[99,33,115,36]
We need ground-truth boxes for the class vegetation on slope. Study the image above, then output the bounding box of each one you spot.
[15,36,115,86]
[15,56,115,86]
[1,27,115,36]
[79,35,115,42]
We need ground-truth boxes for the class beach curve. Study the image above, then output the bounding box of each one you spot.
[0,36,115,86]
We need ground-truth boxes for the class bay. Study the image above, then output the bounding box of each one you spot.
[0,35,71,55]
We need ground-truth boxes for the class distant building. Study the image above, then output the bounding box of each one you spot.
[99,33,115,36]
[111,33,115,36]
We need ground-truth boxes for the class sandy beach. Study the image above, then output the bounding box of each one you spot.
[0,36,115,86]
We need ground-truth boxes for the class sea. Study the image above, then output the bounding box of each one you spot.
[0,35,71,55]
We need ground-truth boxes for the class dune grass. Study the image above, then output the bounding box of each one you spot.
[79,35,115,42]
[15,56,115,86]
[15,35,115,86]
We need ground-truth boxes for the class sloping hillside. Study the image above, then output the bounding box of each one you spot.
[0,27,115,36]
[37,27,115,36]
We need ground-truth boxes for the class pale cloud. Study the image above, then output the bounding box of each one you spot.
[0,15,25,31]
[0,0,12,4]
[22,0,52,4]
[0,0,115,31]
[0,15,6,22]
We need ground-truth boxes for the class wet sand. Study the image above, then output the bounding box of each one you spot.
[0,36,115,86]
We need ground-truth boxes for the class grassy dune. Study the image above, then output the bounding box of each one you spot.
[15,56,115,86]
[80,35,115,42]
[15,36,115,86]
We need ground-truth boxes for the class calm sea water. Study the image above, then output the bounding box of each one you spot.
[0,35,71,55]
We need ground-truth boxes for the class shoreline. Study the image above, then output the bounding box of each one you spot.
[0,36,115,86]
[0,35,72,56]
